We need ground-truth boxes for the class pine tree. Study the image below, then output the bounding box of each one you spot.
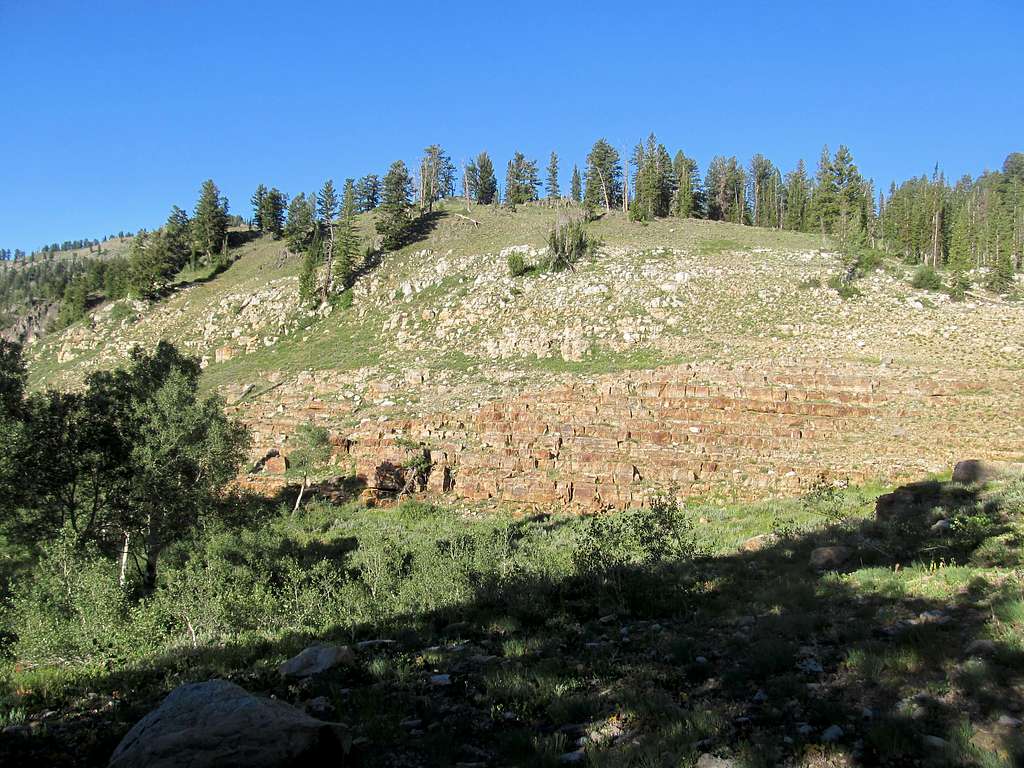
[164,206,191,269]
[298,225,322,307]
[335,179,359,290]
[316,180,340,300]
[671,151,700,218]
[475,152,497,205]
[284,193,315,252]
[192,180,228,261]
[704,157,746,223]
[545,152,560,201]
[377,160,414,250]
[419,145,456,211]
[783,160,811,231]
[504,152,539,206]
[463,159,479,203]
[250,184,267,231]
[584,139,622,211]
[570,165,582,204]
[127,231,177,298]
[259,188,287,238]
[355,175,381,212]
[808,145,838,236]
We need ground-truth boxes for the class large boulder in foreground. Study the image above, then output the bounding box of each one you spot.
[109,679,349,768]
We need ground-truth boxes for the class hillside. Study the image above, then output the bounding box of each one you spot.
[25,201,1024,504]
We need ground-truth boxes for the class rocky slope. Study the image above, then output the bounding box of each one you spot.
[25,203,1024,503]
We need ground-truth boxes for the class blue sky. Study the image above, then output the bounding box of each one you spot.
[1,0,1021,251]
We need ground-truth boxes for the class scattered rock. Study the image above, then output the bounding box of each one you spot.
[922,734,948,749]
[279,643,355,678]
[108,679,349,768]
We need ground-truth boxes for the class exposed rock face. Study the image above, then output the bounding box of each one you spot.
[1,300,59,344]
[278,643,355,678]
[108,679,349,768]
[233,361,1018,508]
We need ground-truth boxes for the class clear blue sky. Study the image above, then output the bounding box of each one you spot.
[1,0,1021,252]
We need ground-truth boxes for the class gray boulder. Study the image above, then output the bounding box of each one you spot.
[278,643,355,678]
[809,545,852,570]
[952,459,1023,484]
[108,679,349,768]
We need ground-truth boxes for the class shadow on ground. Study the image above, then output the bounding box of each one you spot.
[3,474,1024,767]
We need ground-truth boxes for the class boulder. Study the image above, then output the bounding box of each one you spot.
[952,459,1023,485]
[108,679,349,768]
[263,454,288,474]
[278,643,356,678]
[739,533,776,553]
[696,755,736,768]
[809,546,852,570]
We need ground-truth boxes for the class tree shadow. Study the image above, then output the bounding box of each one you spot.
[4,474,1024,767]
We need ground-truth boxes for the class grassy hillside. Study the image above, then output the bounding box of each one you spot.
[26,200,1024,410]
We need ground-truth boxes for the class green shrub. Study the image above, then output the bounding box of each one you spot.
[947,271,971,301]
[911,265,943,290]
[547,217,600,272]
[506,252,529,277]
[827,273,861,299]
[11,532,144,668]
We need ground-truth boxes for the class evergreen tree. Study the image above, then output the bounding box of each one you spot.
[808,145,838,235]
[631,134,674,220]
[570,165,582,204]
[259,188,287,238]
[250,184,267,230]
[783,160,811,231]
[335,179,359,289]
[127,231,177,299]
[748,154,779,228]
[284,193,315,252]
[475,152,497,205]
[317,180,339,299]
[192,180,228,261]
[419,145,456,211]
[463,159,479,202]
[671,151,700,218]
[584,139,622,211]
[355,175,381,212]
[545,152,560,200]
[164,206,191,268]
[376,160,414,250]
[298,225,322,307]
[504,152,540,206]
[704,157,747,223]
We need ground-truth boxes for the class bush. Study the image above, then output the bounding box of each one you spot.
[507,252,529,277]
[827,273,862,299]
[947,271,971,301]
[11,532,144,668]
[547,217,600,272]
[571,493,696,612]
[911,265,943,290]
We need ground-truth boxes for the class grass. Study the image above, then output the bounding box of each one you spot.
[4,475,1024,766]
